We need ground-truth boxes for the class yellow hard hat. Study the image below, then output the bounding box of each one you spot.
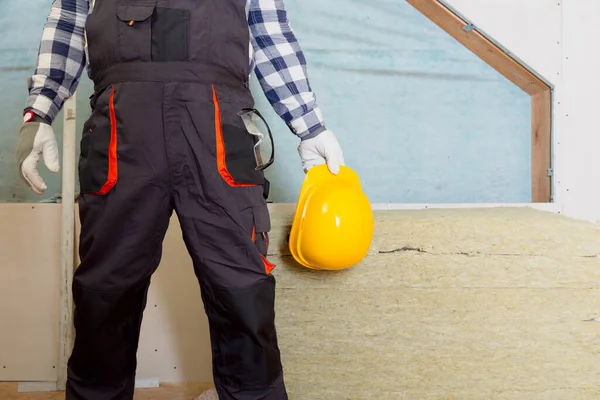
[289,165,374,270]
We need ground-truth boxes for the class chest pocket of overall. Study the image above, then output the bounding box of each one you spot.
[116,1,190,62]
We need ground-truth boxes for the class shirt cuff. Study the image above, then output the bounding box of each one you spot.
[24,94,58,125]
[287,107,327,139]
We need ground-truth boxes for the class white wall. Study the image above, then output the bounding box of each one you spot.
[558,1,600,222]
[443,0,600,222]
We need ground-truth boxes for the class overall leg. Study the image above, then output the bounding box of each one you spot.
[170,82,287,400]
[66,82,172,400]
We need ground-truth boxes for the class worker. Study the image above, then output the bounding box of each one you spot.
[15,0,345,399]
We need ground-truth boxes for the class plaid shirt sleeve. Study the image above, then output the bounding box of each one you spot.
[24,0,88,124]
[248,0,326,139]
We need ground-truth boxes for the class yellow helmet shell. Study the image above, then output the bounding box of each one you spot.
[289,165,374,270]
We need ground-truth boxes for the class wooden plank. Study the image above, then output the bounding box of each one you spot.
[57,94,77,391]
[406,0,550,95]
[531,89,553,202]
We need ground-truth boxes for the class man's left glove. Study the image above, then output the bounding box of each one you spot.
[16,112,60,195]
[297,129,345,174]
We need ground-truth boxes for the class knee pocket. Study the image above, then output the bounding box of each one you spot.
[202,276,282,389]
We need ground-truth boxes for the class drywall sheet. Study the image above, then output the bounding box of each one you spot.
[555,0,600,222]
[0,204,60,381]
[135,217,213,382]
[2,0,531,204]
[444,0,562,84]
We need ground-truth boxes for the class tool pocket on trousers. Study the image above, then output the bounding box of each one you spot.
[79,86,119,195]
[252,205,275,274]
[252,205,271,257]
[212,86,265,187]
[151,7,190,61]
[116,1,157,62]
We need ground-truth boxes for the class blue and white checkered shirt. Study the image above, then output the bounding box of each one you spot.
[24,0,325,139]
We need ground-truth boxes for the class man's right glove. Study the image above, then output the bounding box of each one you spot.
[297,129,345,175]
[16,111,60,195]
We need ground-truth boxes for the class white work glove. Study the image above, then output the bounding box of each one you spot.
[297,129,345,174]
[16,113,60,195]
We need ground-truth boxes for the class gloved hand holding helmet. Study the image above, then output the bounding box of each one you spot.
[16,111,60,195]
[297,129,345,174]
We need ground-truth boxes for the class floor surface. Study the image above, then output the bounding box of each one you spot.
[0,382,213,400]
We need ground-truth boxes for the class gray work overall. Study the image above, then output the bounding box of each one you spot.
[67,1,287,399]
